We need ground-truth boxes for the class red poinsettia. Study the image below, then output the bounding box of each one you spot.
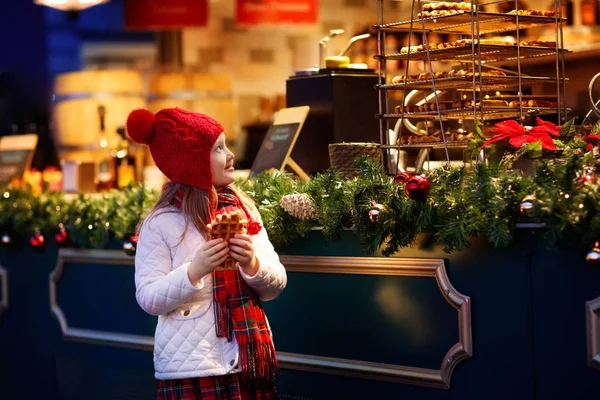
[529,117,560,138]
[482,118,556,151]
[586,132,600,151]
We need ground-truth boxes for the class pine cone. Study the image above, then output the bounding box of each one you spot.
[279,193,317,220]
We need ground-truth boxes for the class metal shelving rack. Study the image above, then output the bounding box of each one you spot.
[374,0,569,172]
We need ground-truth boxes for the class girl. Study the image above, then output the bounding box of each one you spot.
[127,108,287,400]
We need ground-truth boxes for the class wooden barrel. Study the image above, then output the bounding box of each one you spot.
[148,73,237,142]
[52,70,147,163]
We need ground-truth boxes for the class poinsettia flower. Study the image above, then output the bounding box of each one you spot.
[529,117,560,137]
[586,133,600,144]
[482,120,526,147]
[482,119,556,151]
[508,130,556,150]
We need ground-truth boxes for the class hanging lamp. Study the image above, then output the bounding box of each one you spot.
[34,0,109,12]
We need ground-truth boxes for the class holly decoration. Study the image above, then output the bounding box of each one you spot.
[586,242,600,265]
[123,233,138,256]
[29,232,45,249]
[368,200,384,223]
[405,175,430,201]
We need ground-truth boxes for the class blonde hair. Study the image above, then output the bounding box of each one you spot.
[140,182,256,242]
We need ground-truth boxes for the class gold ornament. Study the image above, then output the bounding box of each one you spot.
[279,193,318,220]
[586,242,600,265]
[368,201,384,223]
[520,194,535,215]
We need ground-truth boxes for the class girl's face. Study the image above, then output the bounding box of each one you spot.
[211,133,235,188]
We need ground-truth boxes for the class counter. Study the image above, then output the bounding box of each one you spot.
[0,229,598,399]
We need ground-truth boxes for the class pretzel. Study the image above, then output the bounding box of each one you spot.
[206,210,248,270]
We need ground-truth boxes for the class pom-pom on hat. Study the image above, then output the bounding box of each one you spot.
[126,108,224,191]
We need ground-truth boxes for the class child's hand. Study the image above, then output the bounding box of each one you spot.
[188,238,229,285]
[229,234,258,276]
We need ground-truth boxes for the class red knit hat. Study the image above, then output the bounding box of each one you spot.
[126,108,223,191]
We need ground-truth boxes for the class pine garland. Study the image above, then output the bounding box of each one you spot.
[2,153,600,256]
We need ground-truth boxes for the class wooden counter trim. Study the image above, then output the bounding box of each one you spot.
[586,296,600,371]
[279,255,472,389]
[0,264,7,322]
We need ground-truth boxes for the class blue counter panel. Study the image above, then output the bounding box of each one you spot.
[56,260,155,336]
[265,272,458,370]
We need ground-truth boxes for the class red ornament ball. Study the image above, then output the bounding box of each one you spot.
[578,168,597,187]
[405,175,430,201]
[123,234,137,256]
[55,226,69,247]
[393,172,413,184]
[30,232,46,249]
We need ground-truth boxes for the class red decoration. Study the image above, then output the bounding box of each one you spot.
[393,172,413,184]
[482,118,558,151]
[55,225,70,247]
[30,232,46,249]
[586,133,600,145]
[247,221,263,235]
[124,233,138,256]
[125,0,208,30]
[236,0,318,26]
[578,168,597,187]
[405,175,430,201]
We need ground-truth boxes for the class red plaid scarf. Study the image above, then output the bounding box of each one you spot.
[172,186,278,381]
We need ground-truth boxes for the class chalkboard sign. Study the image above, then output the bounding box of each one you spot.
[250,106,309,180]
[0,134,38,187]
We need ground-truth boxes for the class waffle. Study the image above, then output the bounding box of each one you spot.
[207,210,248,270]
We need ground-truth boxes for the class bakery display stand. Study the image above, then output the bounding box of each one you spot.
[374,0,569,173]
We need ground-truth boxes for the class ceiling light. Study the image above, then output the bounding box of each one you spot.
[34,0,109,12]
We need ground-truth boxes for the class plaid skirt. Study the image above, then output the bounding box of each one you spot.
[157,373,278,400]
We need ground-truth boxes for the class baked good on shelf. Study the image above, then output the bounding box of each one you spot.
[448,68,507,77]
[456,38,516,46]
[422,2,476,11]
[519,40,557,48]
[400,45,423,54]
[391,68,505,83]
[391,75,420,84]
[507,9,556,17]
[418,9,463,19]
[395,104,418,114]
[477,99,509,107]
[509,99,559,108]
[207,210,248,270]
[452,99,474,109]
[399,131,474,145]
